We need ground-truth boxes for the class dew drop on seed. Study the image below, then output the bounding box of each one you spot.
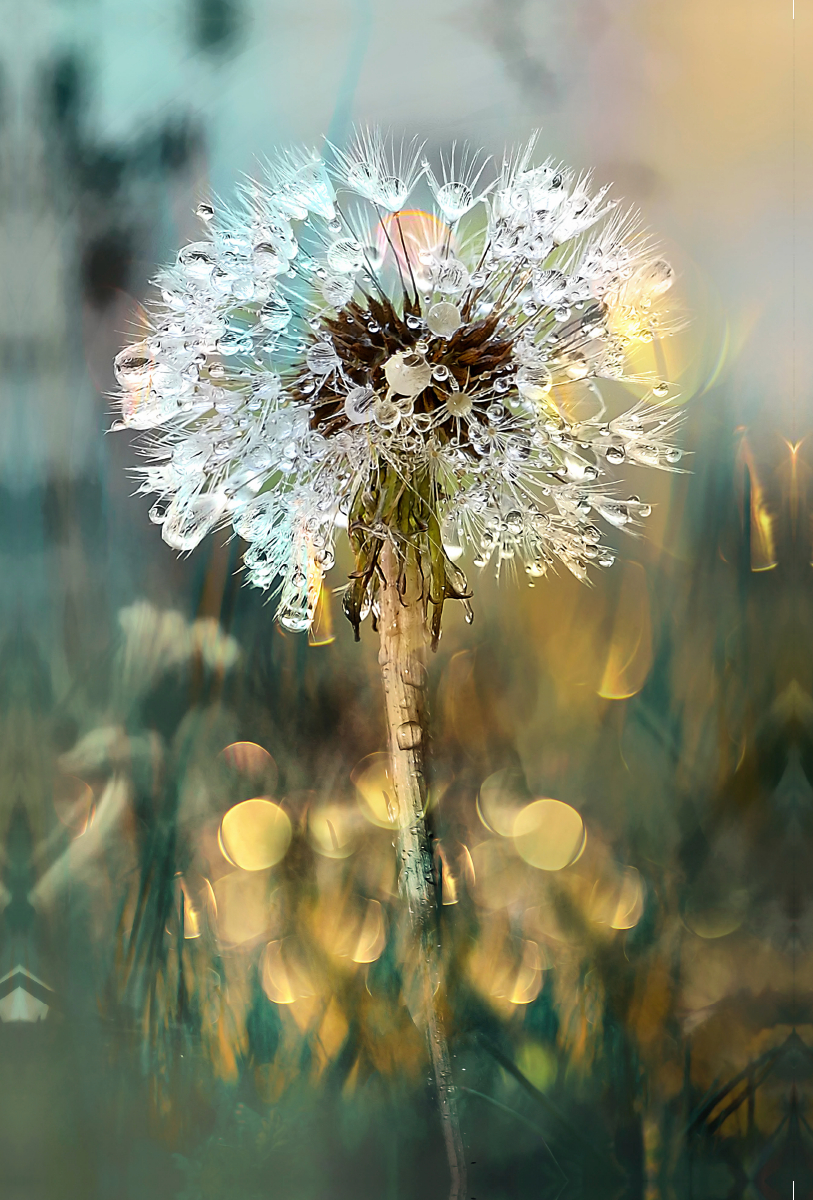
[426,302,462,339]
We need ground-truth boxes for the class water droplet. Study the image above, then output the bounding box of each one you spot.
[306,342,339,374]
[327,217,342,233]
[196,202,214,222]
[373,397,401,429]
[426,302,462,339]
[432,364,449,382]
[653,381,669,398]
[401,662,429,690]
[397,721,423,750]
[605,444,625,465]
[665,446,682,464]
[327,237,363,274]
[384,351,432,396]
[406,315,422,330]
[259,295,293,331]
[517,365,552,402]
[414,340,429,354]
[278,605,311,632]
[114,343,152,389]
[436,258,470,296]
[344,386,378,424]
[435,181,474,222]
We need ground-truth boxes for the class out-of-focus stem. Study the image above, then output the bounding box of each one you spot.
[378,538,465,1200]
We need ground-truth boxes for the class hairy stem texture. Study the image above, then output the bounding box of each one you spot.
[378,539,466,1200]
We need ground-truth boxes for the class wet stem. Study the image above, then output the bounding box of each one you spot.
[378,538,466,1200]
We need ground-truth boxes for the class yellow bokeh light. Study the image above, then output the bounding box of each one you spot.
[219,798,292,871]
[352,753,397,828]
[261,938,317,1005]
[512,799,586,871]
[590,866,645,930]
[307,802,357,859]
[352,899,386,964]
[212,870,277,947]
[477,767,528,837]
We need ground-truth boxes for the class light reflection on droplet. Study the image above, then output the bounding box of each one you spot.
[219,798,291,871]
[512,798,586,871]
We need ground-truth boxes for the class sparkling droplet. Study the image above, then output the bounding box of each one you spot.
[384,351,432,396]
[196,202,215,222]
[396,721,423,750]
[162,492,224,551]
[306,342,339,374]
[373,397,401,429]
[327,237,363,273]
[605,444,625,465]
[665,447,682,464]
[401,662,429,690]
[406,315,423,330]
[432,364,449,382]
[426,302,462,339]
[327,218,342,233]
[114,343,152,389]
[259,295,293,332]
[517,365,552,402]
[653,381,669,398]
[278,605,312,633]
[436,258,470,296]
[344,385,378,424]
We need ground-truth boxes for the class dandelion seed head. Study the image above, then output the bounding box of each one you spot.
[113,128,683,636]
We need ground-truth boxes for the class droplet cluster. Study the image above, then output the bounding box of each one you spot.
[114,130,683,633]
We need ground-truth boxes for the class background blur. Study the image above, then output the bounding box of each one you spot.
[2,1,812,1198]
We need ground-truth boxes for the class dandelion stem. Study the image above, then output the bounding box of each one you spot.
[378,538,465,1200]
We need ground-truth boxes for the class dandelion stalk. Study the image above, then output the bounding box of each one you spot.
[112,127,683,1198]
[378,537,465,1199]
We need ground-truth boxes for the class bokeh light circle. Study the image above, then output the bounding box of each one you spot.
[512,799,586,871]
[219,798,292,870]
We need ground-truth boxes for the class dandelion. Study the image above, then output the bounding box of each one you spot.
[112,127,682,1200]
